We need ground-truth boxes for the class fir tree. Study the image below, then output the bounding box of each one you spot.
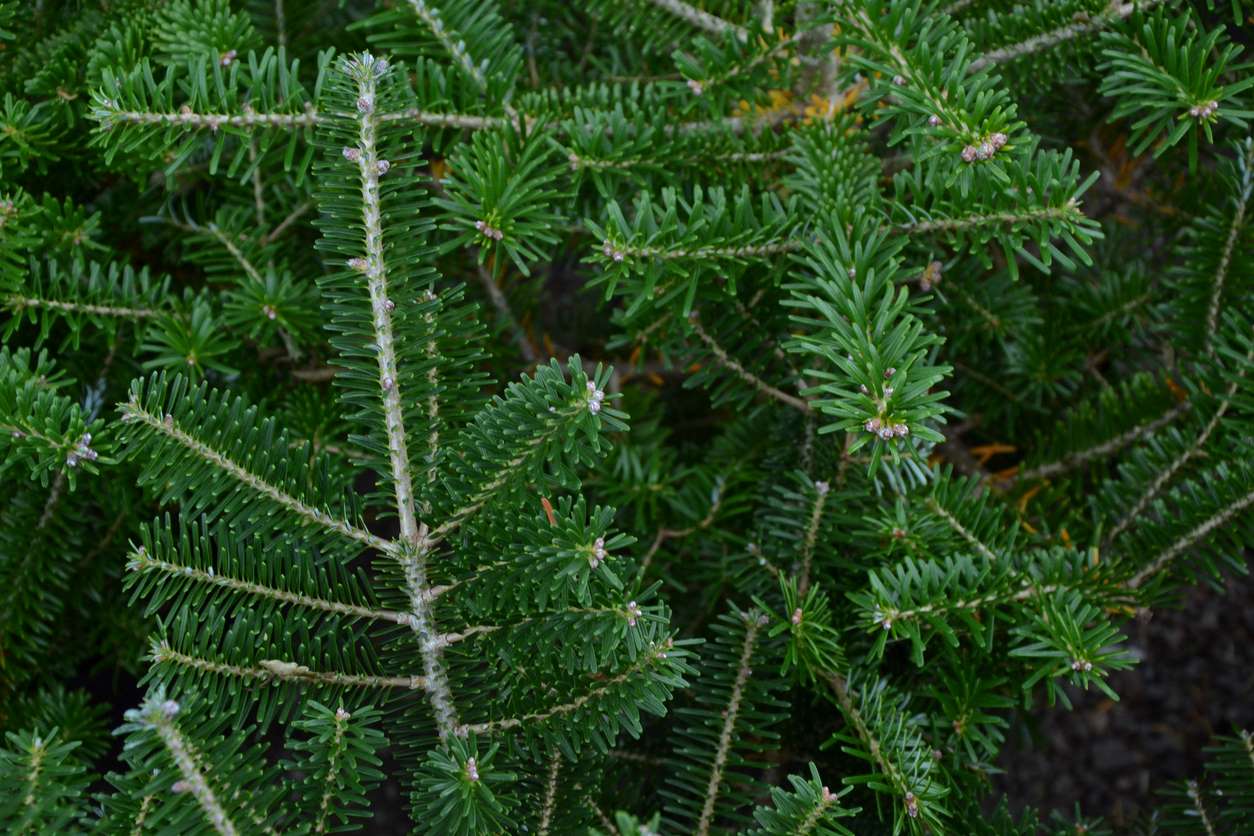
[0,0,1251,833]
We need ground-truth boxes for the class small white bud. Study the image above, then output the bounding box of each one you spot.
[384,298,396,311]
[892,74,905,86]
[356,94,374,114]
[961,144,978,163]
[342,146,361,162]
[335,707,351,721]
[884,367,896,379]
[348,257,369,272]
[219,49,237,67]
[465,757,479,782]
[687,79,704,96]
[814,481,830,495]
[791,608,803,625]
[928,114,941,127]
[262,304,277,320]
[376,159,390,175]
[382,376,394,390]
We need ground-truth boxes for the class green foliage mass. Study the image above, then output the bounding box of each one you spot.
[0,0,1251,833]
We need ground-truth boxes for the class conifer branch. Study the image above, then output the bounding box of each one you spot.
[1203,141,1254,356]
[402,0,491,90]
[1126,485,1254,589]
[645,0,749,41]
[312,709,348,835]
[379,109,511,130]
[696,612,766,836]
[119,397,389,553]
[455,641,671,735]
[127,548,415,626]
[797,784,840,834]
[895,201,1085,234]
[619,240,801,262]
[797,482,830,596]
[206,222,264,284]
[98,105,321,130]
[640,482,725,575]
[476,262,540,365]
[967,0,1166,72]
[822,673,912,810]
[3,295,162,319]
[537,752,561,836]
[345,62,423,547]
[427,402,586,544]
[130,795,155,836]
[261,200,314,244]
[877,582,1065,627]
[689,311,811,413]
[152,641,427,690]
[1105,350,1253,546]
[1187,780,1219,836]
[925,495,998,562]
[397,542,461,738]
[1016,402,1187,483]
[134,700,247,836]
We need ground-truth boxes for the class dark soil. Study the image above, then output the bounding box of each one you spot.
[994,572,1254,829]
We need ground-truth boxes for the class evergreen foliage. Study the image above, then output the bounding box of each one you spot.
[0,0,1251,833]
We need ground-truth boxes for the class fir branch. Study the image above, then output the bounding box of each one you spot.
[1015,402,1187,483]
[967,0,1166,72]
[401,0,491,90]
[822,673,907,805]
[1105,348,1254,546]
[645,0,749,41]
[97,104,320,130]
[454,640,671,735]
[206,222,263,284]
[132,699,246,836]
[130,795,155,836]
[476,261,540,365]
[1187,780,1219,836]
[127,547,415,626]
[925,495,998,562]
[118,394,389,553]
[640,480,725,575]
[345,60,423,547]
[1203,141,1254,356]
[894,200,1085,234]
[797,482,831,596]
[151,641,427,691]
[261,199,314,244]
[310,710,347,835]
[617,240,801,262]
[397,541,460,738]
[689,310,811,413]
[695,611,766,836]
[537,752,561,836]
[3,295,161,319]
[1125,484,1254,589]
